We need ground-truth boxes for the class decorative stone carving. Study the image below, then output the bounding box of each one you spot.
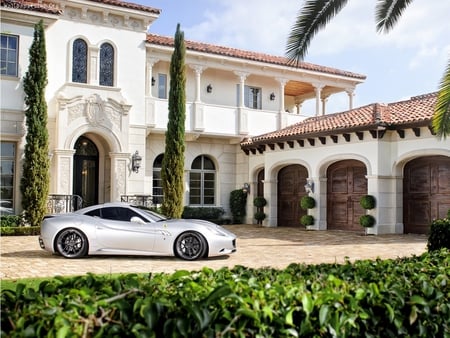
[65,94,127,131]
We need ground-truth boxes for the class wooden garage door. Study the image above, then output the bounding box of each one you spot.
[278,165,308,227]
[327,160,367,231]
[403,156,450,234]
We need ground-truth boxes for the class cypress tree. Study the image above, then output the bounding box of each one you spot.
[161,24,186,218]
[20,20,50,226]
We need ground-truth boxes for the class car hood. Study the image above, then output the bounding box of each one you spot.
[166,219,235,236]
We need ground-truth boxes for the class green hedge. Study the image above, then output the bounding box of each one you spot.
[427,216,450,251]
[0,226,40,236]
[181,206,225,223]
[2,250,448,337]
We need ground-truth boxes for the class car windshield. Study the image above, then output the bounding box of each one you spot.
[131,206,168,222]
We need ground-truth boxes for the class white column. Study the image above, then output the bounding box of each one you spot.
[234,71,249,107]
[294,97,304,115]
[190,65,205,102]
[53,149,76,194]
[89,46,99,86]
[234,71,249,134]
[321,95,329,115]
[146,57,159,97]
[346,88,355,110]
[276,77,288,128]
[109,152,130,202]
[313,83,324,116]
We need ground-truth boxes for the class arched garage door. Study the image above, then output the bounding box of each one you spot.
[403,156,450,234]
[278,165,308,227]
[327,160,367,231]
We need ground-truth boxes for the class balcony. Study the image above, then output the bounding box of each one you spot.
[146,98,304,137]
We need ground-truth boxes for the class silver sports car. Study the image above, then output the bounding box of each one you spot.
[39,202,237,261]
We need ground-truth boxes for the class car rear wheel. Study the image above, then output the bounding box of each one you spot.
[175,231,207,260]
[55,228,88,258]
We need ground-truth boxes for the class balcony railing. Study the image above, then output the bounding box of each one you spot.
[121,195,154,208]
[47,194,82,214]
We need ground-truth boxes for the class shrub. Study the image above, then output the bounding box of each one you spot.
[360,195,376,209]
[182,207,225,222]
[254,211,266,222]
[229,189,247,224]
[0,226,40,236]
[0,215,22,227]
[3,251,448,337]
[253,196,267,208]
[359,214,376,227]
[427,216,450,251]
[300,196,315,210]
[300,214,314,226]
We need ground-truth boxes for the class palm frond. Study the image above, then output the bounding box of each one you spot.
[432,58,450,140]
[375,0,414,33]
[286,0,349,65]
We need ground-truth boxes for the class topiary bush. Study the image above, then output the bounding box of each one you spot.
[300,196,315,210]
[360,195,376,209]
[427,215,450,251]
[254,211,266,223]
[359,214,376,228]
[253,196,267,208]
[300,214,314,226]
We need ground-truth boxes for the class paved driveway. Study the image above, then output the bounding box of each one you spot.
[0,225,427,280]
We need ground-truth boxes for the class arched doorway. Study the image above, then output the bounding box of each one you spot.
[277,165,308,227]
[403,155,450,234]
[73,136,99,208]
[327,160,367,231]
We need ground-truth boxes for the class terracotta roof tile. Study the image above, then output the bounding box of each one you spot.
[146,34,366,80]
[0,0,62,14]
[241,92,438,147]
[87,0,160,14]
[0,0,161,15]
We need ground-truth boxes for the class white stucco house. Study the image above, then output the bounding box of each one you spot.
[1,0,448,234]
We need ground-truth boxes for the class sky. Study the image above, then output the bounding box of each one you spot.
[133,0,449,115]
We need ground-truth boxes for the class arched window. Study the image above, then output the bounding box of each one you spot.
[72,38,87,83]
[99,42,114,86]
[152,154,164,205]
[189,155,216,205]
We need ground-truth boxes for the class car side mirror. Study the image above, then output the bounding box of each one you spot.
[130,216,145,224]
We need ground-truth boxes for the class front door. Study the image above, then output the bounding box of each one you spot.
[403,156,450,234]
[278,165,308,227]
[327,160,367,231]
[73,136,99,208]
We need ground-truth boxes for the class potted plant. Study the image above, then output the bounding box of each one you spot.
[360,195,376,210]
[300,196,315,210]
[300,214,314,226]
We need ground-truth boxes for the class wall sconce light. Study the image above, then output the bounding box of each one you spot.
[242,183,250,194]
[151,77,155,86]
[270,92,275,101]
[206,84,213,93]
[131,151,142,173]
[304,179,314,193]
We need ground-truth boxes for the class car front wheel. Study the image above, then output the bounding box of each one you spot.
[175,231,207,260]
[55,228,88,258]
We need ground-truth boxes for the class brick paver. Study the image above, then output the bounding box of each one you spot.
[0,225,427,280]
